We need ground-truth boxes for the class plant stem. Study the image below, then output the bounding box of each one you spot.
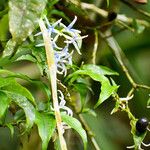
[78,114,101,150]
[100,31,137,88]
[92,30,98,64]
[39,19,67,150]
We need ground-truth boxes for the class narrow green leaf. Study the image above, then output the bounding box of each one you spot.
[48,0,59,7]
[9,0,47,43]
[62,114,87,150]
[50,9,71,22]
[0,91,9,124]
[3,91,35,130]
[6,123,14,138]
[0,14,9,45]
[35,112,56,150]
[16,54,36,62]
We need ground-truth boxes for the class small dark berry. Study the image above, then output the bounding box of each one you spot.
[136,117,149,134]
[108,11,117,22]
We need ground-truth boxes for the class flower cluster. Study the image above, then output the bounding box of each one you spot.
[35,16,87,76]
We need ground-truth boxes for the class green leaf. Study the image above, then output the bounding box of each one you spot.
[82,64,119,76]
[35,112,56,150]
[62,114,87,150]
[0,77,14,88]
[1,39,17,58]
[48,0,59,7]
[74,83,89,109]
[2,80,35,105]
[94,79,118,108]
[0,69,51,100]
[0,14,9,46]
[66,64,119,107]
[9,0,47,43]
[16,54,36,62]
[6,123,14,138]
[0,91,10,124]
[3,91,35,130]
[50,9,71,22]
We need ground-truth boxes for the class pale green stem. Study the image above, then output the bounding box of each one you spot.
[39,19,67,150]
[92,30,98,64]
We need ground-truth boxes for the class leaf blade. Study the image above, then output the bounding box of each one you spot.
[62,114,87,150]
[9,0,47,43]
[35,112,56,150]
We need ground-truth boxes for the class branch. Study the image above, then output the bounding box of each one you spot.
[39,19,67,150]
[100,31,137,88]
[81,2,150,27]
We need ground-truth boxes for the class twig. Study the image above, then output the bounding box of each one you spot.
[136,84,150,90]
[121,0,150,18]
[39,19,67,150]
[100,31,137,88]
[78,114,101,150]
[81,2,150,27]
[81,2,108,18]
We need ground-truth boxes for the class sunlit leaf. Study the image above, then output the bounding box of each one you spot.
[16,54,36,62]
[9,0,47,43]
[35,112,56,150]
[62,114,87,150]
[82,64,119,76]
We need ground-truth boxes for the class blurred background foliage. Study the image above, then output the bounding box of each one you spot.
[0,0,150,150]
